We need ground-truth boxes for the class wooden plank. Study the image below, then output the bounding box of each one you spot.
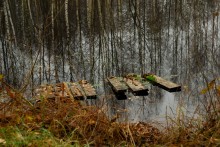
[36,81,97,101]
[34,84,56,99]
[40,84,54,99]
[124,78,149,96]
[54,83,70,98]
[144,74,181,92]
[78,80,97,99]
[68,82,84,100]
[107,77,128,100]
[107,77,127,93]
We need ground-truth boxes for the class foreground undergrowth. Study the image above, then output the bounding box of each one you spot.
[0,75,220,146]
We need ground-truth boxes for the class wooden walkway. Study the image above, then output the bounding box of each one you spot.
[107,73,181,99]
[35,81,97,100]
[142,74,181,92]
[107,74,149,99]
[34,73,181,101]
[107,77,127,93]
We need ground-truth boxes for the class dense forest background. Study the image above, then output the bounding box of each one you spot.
[1,1,220,146]
[0,0,219,95]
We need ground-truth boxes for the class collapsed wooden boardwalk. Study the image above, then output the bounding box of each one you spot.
[35,74,181,100]
[35,80,97,100]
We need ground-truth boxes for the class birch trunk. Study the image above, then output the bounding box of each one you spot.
[65,0,70,42]
[52,0,59,83]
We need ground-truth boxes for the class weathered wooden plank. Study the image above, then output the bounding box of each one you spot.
[107,77,127,93]
[36,81,96,101]
[79,80,97,99]
[34,84,56,99]
[55,83,70,98]
[144,74,181,92]
[107,77,128,100]
[124,78,149,96]
[68,82,84,100]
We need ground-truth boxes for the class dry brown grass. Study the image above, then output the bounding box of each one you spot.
[0,79,160,146]
[1,78,220,146]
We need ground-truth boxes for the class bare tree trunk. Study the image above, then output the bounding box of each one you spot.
[76,0,85,79]
[65,0,70,43]
[5,0,17,44]
[51,0,59,83]
[2,1,10,82]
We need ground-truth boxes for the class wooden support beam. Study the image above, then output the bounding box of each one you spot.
[112,90,127,100]
[124,78,149,96]
[107,77,127,93]
[78,80,97,99]
[144,74,181,92]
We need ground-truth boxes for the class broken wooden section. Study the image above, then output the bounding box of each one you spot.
[63,82,77,100]
[34,84,54,99]
[54,83,70,98]
[107,77,128,100]
[107,77,127,93]
[69,80,98,100]
[79,80,97,99]
[35,83,70,100]
[35,81,97,101]
[68,82,85,100]
[144,74,181,92]
[124,78,149,96]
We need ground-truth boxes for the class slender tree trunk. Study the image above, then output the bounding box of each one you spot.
[6,0,17,44]
[52,0,59,83]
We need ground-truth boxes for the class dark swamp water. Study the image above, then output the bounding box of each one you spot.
[1,1,220,123]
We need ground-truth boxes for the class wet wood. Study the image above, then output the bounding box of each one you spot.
[107,77,127,93]
[107,77,128,100]
[124,78,149,96]
[149,75,181,92]
[79,80,97,99]
[34,73,180,102]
